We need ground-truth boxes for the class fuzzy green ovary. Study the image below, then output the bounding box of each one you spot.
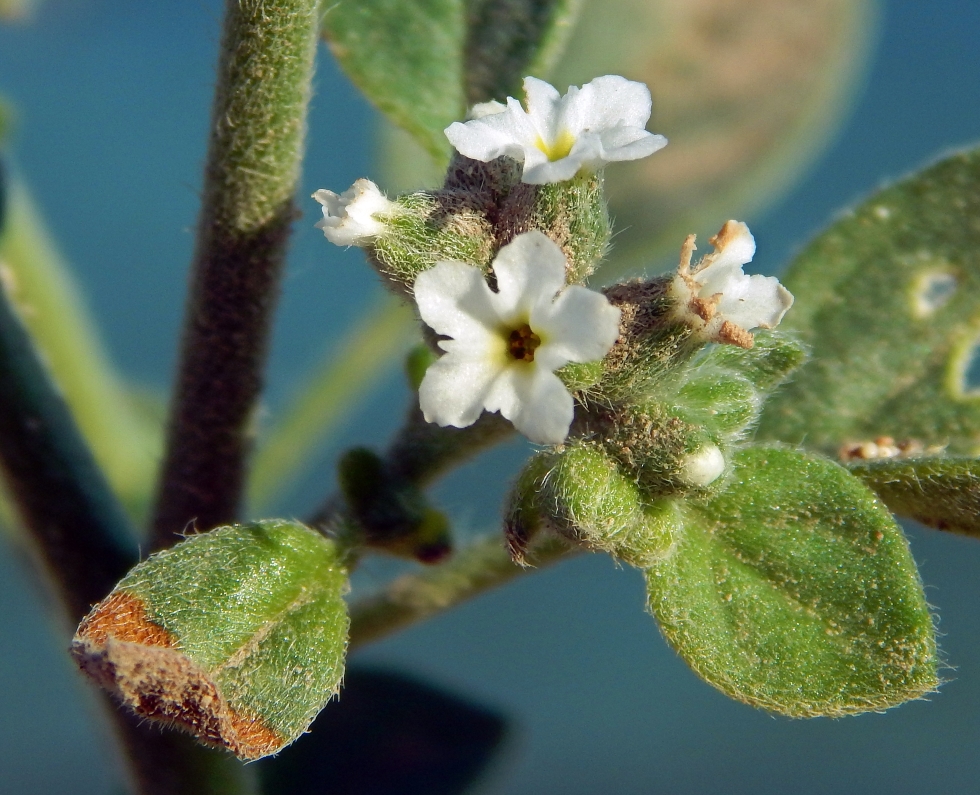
[371,193,495,289]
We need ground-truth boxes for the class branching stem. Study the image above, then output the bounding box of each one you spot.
[348,533,574,650]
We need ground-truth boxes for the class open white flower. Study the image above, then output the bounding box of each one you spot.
[312,178,395,247]
[414,231,621,444]
[444,75,667,185]
[672,221,794,349]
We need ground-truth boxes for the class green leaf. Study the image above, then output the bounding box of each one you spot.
[547,0,876,281]
[323,0,585,162]
[324,0,465,160]
[464,0,585,105]
[759,147,980,455]
[849,456,980,537]
[72,520,349,760]
[645,446,937,716]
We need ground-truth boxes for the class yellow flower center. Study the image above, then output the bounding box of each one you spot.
[535,129,576,162]
[508,324,542,362]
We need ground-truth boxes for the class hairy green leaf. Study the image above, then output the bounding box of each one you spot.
[759,147,980,455]
[324,0,583,160]
[674,332,807,440]
[72,520,349,760]
[324,0,465,160]
[849,456,980,537]
[645,446,937,716]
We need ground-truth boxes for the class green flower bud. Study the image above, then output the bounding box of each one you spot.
[71,521,349,761]
[506,441,675,568]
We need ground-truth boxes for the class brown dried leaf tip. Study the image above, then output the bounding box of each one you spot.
[71,591,283,761]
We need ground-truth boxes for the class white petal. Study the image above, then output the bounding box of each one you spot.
[312,179,393,247]
[694,260,743,299]
[444,119,521,163]
[414,261,503,345]
[568,75,653,132]
[489,231,567,324]
[484,365,574,445]
[533,285,621,370]
[522,76,563,141]
[702,221,756,272]
[522,154,589,185]
[468,100,506,120]
[418,354,503,429]
[596,127,668,163]
[715,274,794,330]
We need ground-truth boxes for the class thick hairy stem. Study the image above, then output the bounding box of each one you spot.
[348,533,573,650]
[151,0,321,549]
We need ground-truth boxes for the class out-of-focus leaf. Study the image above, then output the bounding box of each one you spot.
[549,0,878,280]
[849,456,980,537]
[0,179,161,518]
[645,446,937,716]
[0,0,37,22]
[759,147,980,455]
[374,0,877,276]
[72,520,349,761]
[464,0,584,104]
[259,667,508,795]
[324,0,585,161]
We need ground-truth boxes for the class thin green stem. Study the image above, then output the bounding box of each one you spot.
[348,533,574,650]
[0,178,161,518]
[151,0,322,548]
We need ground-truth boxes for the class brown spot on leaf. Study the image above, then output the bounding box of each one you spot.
[72,591,283,760]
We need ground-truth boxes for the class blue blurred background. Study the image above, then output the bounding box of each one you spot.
[3,1,980,792]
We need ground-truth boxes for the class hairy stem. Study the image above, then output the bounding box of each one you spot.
[151,0,321,548]
[348,533,573,650]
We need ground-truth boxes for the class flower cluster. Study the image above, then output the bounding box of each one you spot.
[312,75,794,446]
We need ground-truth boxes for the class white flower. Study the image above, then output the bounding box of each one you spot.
[312,178,395,247]
[671,221,794,349]
[444,75,667,185]
[414,231,621,444]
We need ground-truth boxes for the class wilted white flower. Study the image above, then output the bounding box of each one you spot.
[312,178,395,247]
[444,75,667,185]
[414,231,621,444]
[672,221,794,349]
